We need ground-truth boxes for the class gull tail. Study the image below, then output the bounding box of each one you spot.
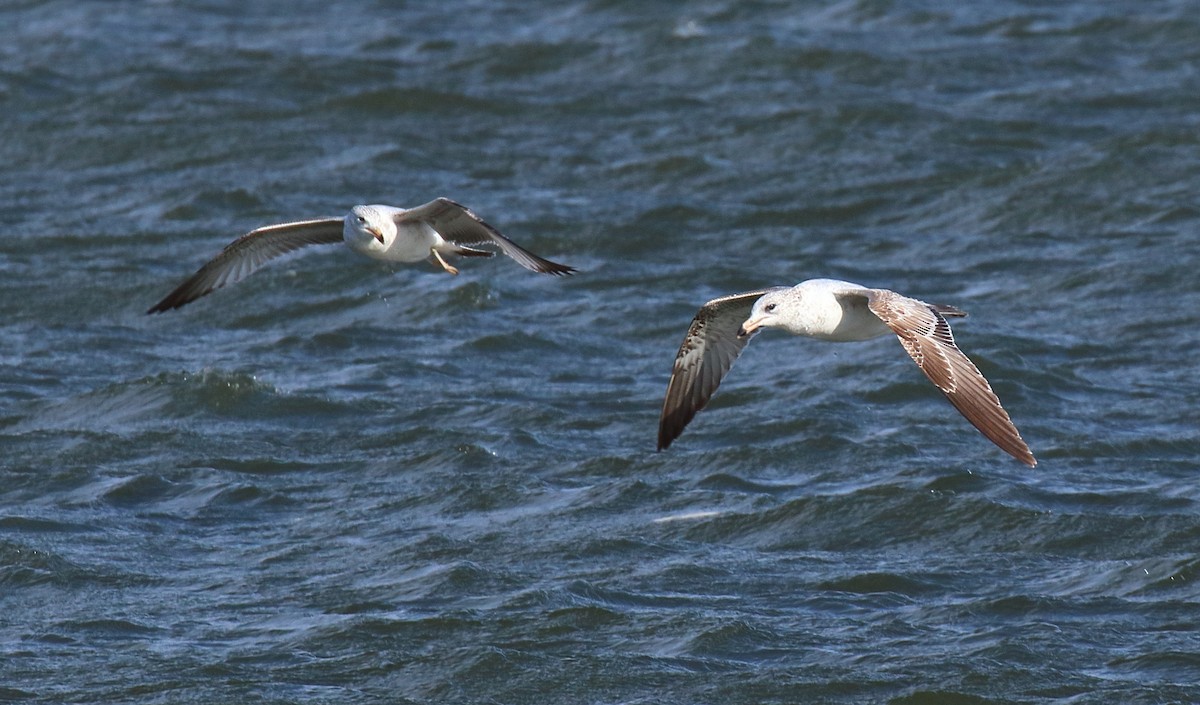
[931,303,967,318]
[451,245,495,258]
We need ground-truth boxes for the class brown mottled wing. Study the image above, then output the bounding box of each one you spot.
[658,289,784,451]
[399,197,576,275]
[147,218,344,313]
[857,288,1037,467]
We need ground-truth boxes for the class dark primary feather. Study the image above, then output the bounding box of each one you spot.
[401,198,577,275]
[657,289,781,450]
[147,217,343,313]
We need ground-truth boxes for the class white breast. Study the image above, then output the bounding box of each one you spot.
[380,220,441,263]
[799,281,889,342]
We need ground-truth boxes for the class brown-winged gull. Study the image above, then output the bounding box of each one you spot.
[147,197,575,313]
[657,278,1036,466]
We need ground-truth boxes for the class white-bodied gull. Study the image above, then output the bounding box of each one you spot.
[658,278,1036,466]
[148,198,575,313]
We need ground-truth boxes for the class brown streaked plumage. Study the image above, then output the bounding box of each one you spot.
[658,278,1036,466]
[658,288,782,451]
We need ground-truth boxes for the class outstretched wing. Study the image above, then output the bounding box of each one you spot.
[658,289,783,451]
[399,198,576,275]
[147,218,344,313]
[859,289,1037,467]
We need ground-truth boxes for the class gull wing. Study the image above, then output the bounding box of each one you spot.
[399,198,576,275]
[853,288,1037,467]
[658,289,784,451]
[148,217,344,313]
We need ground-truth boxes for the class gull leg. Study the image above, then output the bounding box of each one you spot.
[431,249,459,275]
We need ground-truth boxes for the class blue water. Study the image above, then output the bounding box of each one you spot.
[3,1,1199,702]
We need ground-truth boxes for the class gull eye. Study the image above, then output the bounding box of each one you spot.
[764,303,777,313]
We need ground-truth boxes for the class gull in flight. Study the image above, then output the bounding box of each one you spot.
[147,198,576,313]
[658,278,1037,466]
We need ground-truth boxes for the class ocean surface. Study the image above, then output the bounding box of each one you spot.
[3,1,1199,702]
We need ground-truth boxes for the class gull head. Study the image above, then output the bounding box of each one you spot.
[738,285,820,338]
[738,290,791,338]
[344,205,390,247]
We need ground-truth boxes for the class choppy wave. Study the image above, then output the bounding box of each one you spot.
[3,0,1200,702]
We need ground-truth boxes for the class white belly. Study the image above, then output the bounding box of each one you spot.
[346,221,441,263]
[821,308,890,341]
[385,222,442,262]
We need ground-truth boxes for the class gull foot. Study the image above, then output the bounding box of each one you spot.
[431,249,459,275]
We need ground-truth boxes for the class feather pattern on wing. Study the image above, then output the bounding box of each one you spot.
[147,218,344,313]
[862,289,1037,467]
[657,289,784,450]
[400,198,576,275]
